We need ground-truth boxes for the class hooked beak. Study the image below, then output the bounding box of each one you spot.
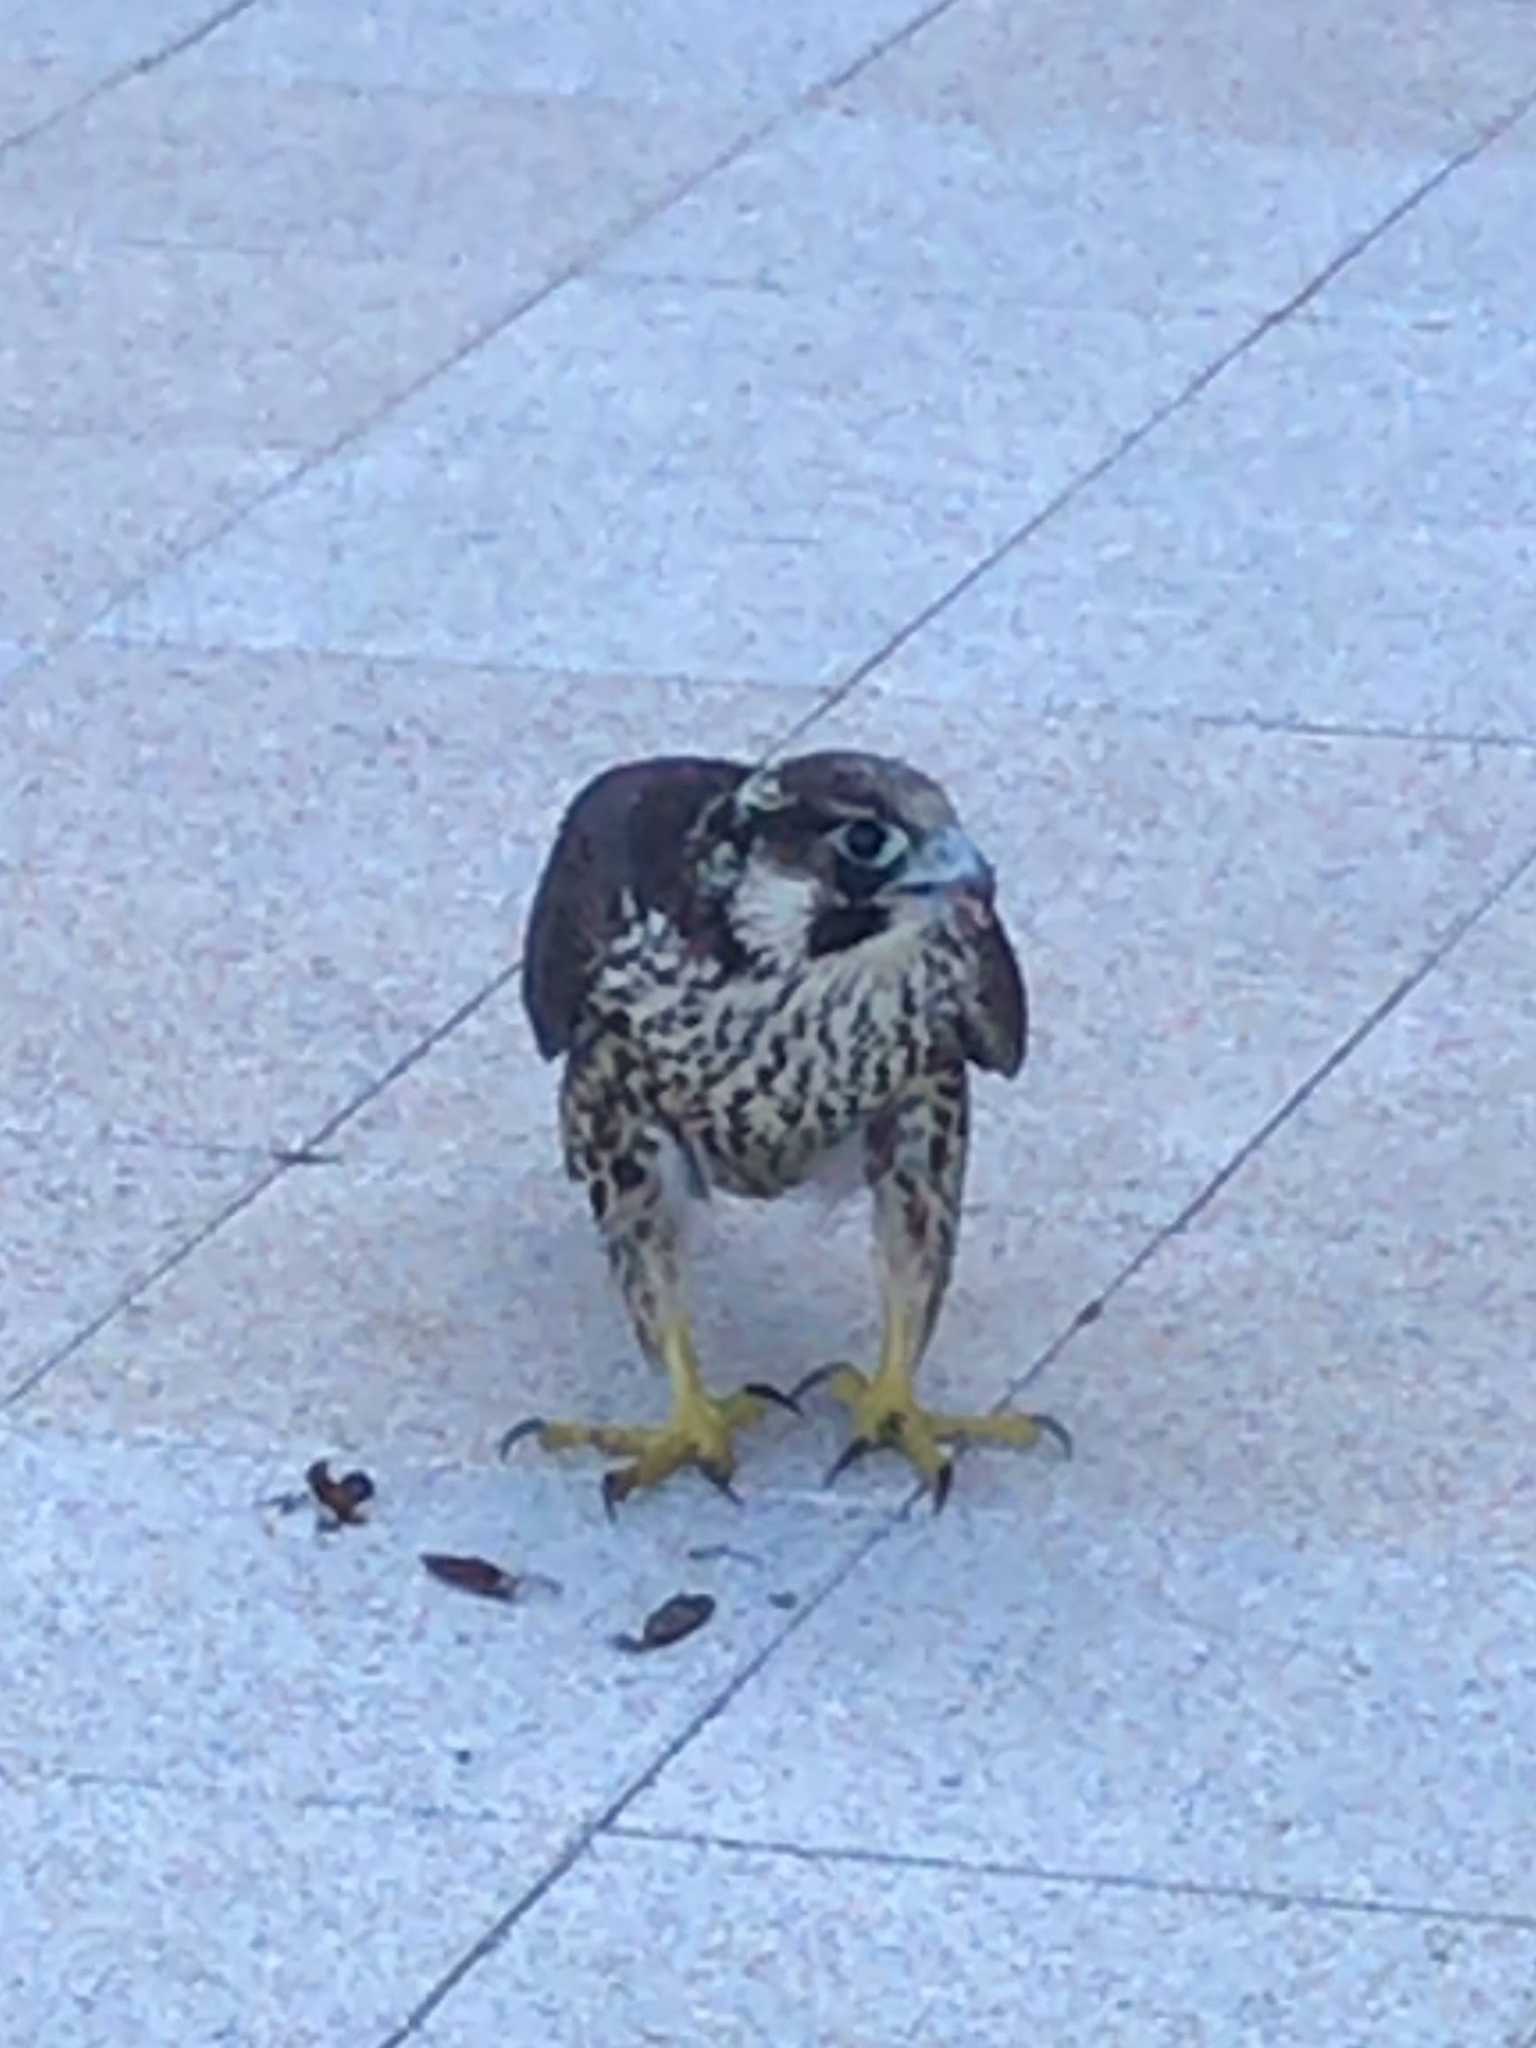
[889,824,996,903]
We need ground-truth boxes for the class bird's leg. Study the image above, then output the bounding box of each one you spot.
[797,1076,1069,1508]
[502,1129,796,1513]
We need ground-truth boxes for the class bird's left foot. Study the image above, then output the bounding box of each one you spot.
[795,1363,1070,1511]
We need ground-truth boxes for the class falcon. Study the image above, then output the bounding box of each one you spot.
[503,750,1069,1512]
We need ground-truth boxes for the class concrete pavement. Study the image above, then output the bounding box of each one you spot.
[5,2,1536,2041]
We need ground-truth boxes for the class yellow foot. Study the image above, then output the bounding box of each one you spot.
[500,1381,798,1517]
[794,1363,1071,1511]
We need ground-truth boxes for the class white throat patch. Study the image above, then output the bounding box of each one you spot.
[730,858,822,963]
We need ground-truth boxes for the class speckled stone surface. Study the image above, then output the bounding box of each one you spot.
[1325,123,1536,325]
[870,273,1536,734]
[0,1127,253,1400]
[597,107,1427,319]
[622,1502,1536,1915]
[8,0,1536,2039]
[2,647,793,1140]
[4,1759,540,2048]
[4,0,222,68]
[178,0,942,108]
[829,0,1536,153]
[995,866,1536,1553]
[0,434,293,648]
[16,711,1533,1491]
[1,651,793,1384]
[406,1836,1536,2048]
[0,1424,867,1811]
[0,71,744,270]
[0,61,95,145]
[0,240,523,451]
[93,279,1235,679]
[871,487,1536,737]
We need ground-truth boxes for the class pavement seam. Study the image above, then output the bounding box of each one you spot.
[4,619,884,1399]
[28,660,1514,1403]
[14,709,1532,2029]
[0,681,898,2035]
[603,1823,1536,1935]
[1183,710,1536,753]
[362,817,1536,2043]
[814,0,964,96]
[15,39,1532,703]
[7,31,1534,2032]
[11,606,1536,2048]
[991,830,1536,1416]
[10,3,969,689]
[63,635,1536,758]
[765,80,1536,757]
[373,1511,900,2046]
[2,962,519,1407]
[0,0,264,159]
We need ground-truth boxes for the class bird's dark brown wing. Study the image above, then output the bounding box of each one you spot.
[521,756,750,1058]
[961,915,1028,1079]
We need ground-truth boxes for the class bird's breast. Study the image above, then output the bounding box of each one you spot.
[635,930,972,1198]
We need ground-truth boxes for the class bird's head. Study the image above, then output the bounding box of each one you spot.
[521,747,1025,1076]
[686,751,1001,973]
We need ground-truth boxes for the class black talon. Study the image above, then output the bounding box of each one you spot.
[743,1380,802,1417]
[1035,1414,1074,1460]
[601,1468,632,1521]
[701,1464,743,1507]
[932,1461,954,1514]
[792,1362,851,1405]
[824,1437,873,1489]
[498,1418,547,1461]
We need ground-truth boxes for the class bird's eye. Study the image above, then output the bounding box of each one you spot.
[834,817,902,866]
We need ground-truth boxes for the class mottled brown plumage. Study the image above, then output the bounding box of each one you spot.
[506,750,1067,1510]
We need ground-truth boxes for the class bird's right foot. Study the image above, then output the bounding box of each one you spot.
[500,1379,798,1516]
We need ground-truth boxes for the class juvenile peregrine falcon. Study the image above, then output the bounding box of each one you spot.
[503,750,1068,1512]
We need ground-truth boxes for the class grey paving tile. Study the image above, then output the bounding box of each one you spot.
[870,425,1536,740]
[183,0,932,108]
[0,1421,871,1819]
[0,429,291,644]
[408,1835,1536,2048]
[97,275,1232,676]
[0,1126,252,1397]
[840,0,1536,153]
[597,106,1424,318]
[2,646,793,1162]
[1008,865,1536,1555]
[1105,313,1536,530]
[0,236,515,449]
[2,1756,536,2048]
[622,1502,1536,1917]
[0,67,743,270]
[15,704,1531,1500]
